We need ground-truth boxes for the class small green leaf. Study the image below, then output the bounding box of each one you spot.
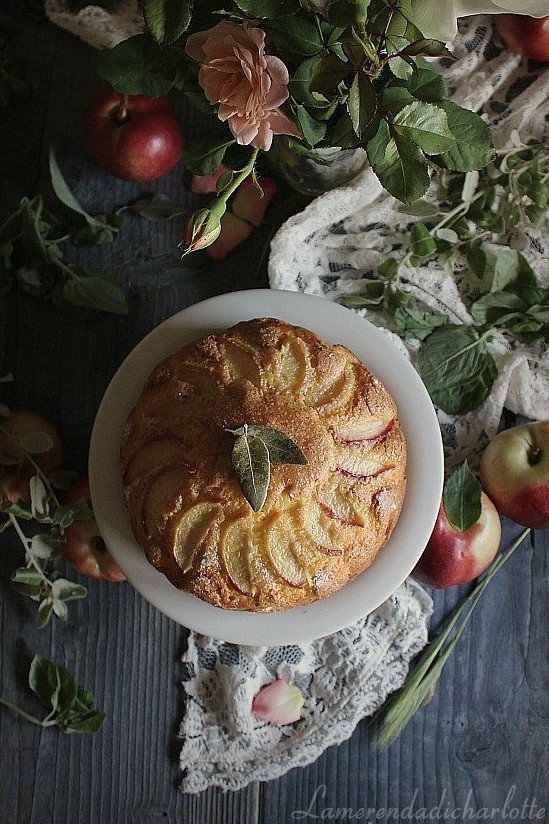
[347,72,377,140]
[416,325,497,415]
[431,101,494,172]
[294,103,327,147]
[28,655,65,712]
[19,430,54,455]
[182,139,235,176]
[393,307,449,340]
[51,579,88,602]
[340,281,386,309]
[10,568,44,587]
[443,461,482,532]
[268,14,324,56]
[367,121,430,204]
[410,222,437,257]
[392,101,454,155]
[231,428,271,512]
[30,475,51,521]
[61,269,128,316]
[142,0,192,46]
[48,150,116,236]
[30,533,60,560]
[117,193,185,222]
[96,34,174,96]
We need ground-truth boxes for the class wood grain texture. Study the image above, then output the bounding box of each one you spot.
[0,9,548,824]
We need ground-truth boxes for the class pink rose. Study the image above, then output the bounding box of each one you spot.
[185,21,301,151]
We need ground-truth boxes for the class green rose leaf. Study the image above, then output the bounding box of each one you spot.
[443,461,482,532]
[416,325,498,415]
[406,65,447,102]
[348,72,377,140]
[181,139,235,175]
[294,103,327,147]
[142,0,192,46]
[431,100,495,172]
[96,34,173,96]
[367,120,430,204]
[340,281,386,309]
[235,0,296,17]
[267,14,324,56]
[392,101,454,155]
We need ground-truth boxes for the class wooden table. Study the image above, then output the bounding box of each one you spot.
[1,10,548,823]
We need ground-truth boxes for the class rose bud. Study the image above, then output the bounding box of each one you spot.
[182,205,224,255]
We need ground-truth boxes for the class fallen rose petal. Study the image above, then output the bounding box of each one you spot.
[251,678,304,726]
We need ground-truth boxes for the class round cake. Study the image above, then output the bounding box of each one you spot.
[120,317,407,612]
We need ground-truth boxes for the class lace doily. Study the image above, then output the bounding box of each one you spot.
[269,17,549,470]
[44,1,143,49]
[179,579,432,794]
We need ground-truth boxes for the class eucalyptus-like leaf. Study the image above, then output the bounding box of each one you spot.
[244,425,308,465]
[117,193,185,222]
[30,475,51,521]
[231,430,271,513]
[48,149,116,234]
[30,532,60,560]
[51,578,87,602]
[19,430,54,456]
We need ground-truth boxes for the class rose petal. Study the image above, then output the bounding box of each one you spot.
[252,678,304,726]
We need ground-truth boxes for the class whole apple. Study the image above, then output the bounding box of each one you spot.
[413,492,501,589]
[496,14,549,62]
[480,420,549,529]
[62,476,126,582]
[87,85,184,182]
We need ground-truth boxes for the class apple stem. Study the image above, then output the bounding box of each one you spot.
[529,445,541,465]
[113,95,129,125]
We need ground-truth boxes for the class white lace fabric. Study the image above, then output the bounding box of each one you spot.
[179,579,432,794]
[269,17,549,471]
[45,0,143,48]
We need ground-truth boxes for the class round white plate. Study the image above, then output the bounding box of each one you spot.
[89,289,443,645]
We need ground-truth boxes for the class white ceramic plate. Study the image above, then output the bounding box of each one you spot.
[89,289,443,645]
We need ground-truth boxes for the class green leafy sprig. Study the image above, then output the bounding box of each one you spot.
[376,527,531,747]
[0,655,105,733]
[227,424,308,511]
[0,420,89,626]
[341,136,549,415]
[0,149,127,315]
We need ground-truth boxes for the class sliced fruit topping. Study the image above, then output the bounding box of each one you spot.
[304,507,344,556]
[174,502,222,574]
[220,520,255,594]
[264,510,310,586]
[124,438,186,485]
[272,336,309,394]
[333,418,394,444]
[335,443,388,480]
[309,363,356,414]
[220,339,262,387]
[143,467,187,534]
[268,541,309,587]
[317,485,366,527]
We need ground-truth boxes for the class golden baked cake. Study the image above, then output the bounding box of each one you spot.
[120,318,407,612]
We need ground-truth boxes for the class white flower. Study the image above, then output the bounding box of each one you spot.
[412,0,548,42]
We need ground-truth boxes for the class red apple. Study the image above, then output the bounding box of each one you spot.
[480,420,549,529]
[413,492,501,589]
[495,14,549,62]
[87,84,184,182]
[0,410,63,505]
[62,476,126,582]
